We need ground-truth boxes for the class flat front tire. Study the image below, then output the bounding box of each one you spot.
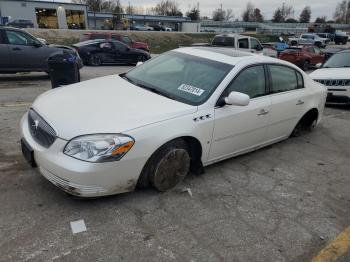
[138,139,191,191]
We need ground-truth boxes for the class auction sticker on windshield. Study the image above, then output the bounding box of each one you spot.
[178,84,205,96]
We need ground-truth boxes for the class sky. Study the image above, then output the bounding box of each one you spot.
[55,0,338,20]
[122,0,336,20]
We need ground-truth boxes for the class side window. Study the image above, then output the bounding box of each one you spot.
[100,42,112,49]
[225,65,266,99]
[238,38,249,49]
[296,71,304,88]
[111,35,120,40]
[5,30,37,46]
[250,38,260,49]
[269,65,299,93]
[122,36,131,44]
[112,41,127,51]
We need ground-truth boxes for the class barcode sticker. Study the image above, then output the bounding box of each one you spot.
[178,84,205,96]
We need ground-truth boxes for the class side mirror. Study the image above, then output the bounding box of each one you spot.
[255,45,263,51]
[225,91,250,106]
[315,63,322,69]
[136,61,143,67]
[33,42,42,48]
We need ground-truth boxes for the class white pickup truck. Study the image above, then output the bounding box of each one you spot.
[191,34,264,54]
[288,33,329,48]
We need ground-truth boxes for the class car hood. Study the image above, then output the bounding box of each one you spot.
[32,75,197,140]
[309,68,350,79]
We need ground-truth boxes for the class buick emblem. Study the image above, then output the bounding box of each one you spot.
[31,120,40,135]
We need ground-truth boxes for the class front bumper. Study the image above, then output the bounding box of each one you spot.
[326,88,350,105]
[20,113,145,197]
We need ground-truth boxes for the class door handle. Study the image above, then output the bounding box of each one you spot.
[296,100,304,105]
[257,109,269,116]
[12,47,21,51]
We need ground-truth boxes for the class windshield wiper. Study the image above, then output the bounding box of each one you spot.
[121,74,176,100]
[138,84,176,100]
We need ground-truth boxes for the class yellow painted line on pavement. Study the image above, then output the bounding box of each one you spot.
[0,102,31,107]
[311,226,350,262]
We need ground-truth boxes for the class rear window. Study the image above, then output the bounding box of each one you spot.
[212,36,235,47]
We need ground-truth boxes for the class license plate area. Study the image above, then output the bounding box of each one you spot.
[21,138,37,167]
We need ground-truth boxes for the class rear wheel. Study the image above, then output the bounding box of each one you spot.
[89,55,102,66]
[301,60,310,71]
[291,110,318,137]
[137,139,191,191]
[136,54,147,62]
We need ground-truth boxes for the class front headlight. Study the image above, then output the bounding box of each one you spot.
[64,134,134,163]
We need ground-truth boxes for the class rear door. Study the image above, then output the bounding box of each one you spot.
[0,30,10,70]
[265,64,307,142]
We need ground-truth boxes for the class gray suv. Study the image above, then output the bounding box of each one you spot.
[0,27,82,74]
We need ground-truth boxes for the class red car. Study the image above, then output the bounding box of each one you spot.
[80,32,150,52]
[278,46,325,71]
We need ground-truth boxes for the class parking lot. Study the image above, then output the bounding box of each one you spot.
[0,64,350,262]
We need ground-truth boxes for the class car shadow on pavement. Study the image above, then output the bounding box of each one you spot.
[0,73,49,82]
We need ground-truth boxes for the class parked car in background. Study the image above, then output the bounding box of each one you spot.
[205,34,264,54]
[334,31,348,45]
[310,49,350,105]
[289,33,329,48]
[279,46,325,71]
[0,27,82,74]
[322,47,344,61]
[80,32,150,52]
[6,19,34,28]
[20,47,326,197]
[73,39,150,66]
[316,33,334,42]
[132,25,154,31]
[262,43,278,57]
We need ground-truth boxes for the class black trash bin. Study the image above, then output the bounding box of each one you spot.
[48,51,80,88]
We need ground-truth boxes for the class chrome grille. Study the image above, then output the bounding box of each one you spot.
[28,109,56,148]
[314,79,350,86]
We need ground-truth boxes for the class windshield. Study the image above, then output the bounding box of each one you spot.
[124,51,233,105]
[212,36,235,47]
[323,52,350,68]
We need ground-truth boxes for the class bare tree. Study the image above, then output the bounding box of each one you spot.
[186,7,200,21]
[242,2,254,22]
[253,8,264,22]
[212,8,225,21]
[334,0,350,23]
[272,4,294,22]
[299,6,311,23]
[153,0,182,16]
[225,9,234,21]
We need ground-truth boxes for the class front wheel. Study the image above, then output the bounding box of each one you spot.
[301,60,310,71]
[136,55,147,62]
[137,139,191,191]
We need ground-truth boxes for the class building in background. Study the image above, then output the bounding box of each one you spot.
[88,12,191,31]
[0,0,88,29]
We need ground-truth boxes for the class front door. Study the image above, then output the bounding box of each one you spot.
[4,29,48,70]
[0,31,10,70]
[209,65,271,161]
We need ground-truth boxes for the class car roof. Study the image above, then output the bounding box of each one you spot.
[174,47,282,66]
[214,34,253,39]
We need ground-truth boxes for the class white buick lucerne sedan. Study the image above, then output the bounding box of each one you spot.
[20,47,327,197]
